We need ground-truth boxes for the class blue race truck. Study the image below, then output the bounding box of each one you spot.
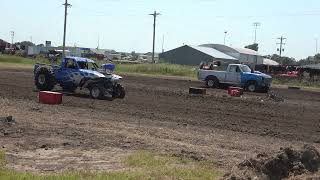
[198,64,272,92]
[34,56,125,99]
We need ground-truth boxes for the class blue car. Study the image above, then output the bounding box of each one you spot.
[34,57,125,100]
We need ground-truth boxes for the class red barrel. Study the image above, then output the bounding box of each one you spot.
[39,91,62,105]
[228,87,244,95]
[230,89,241,97]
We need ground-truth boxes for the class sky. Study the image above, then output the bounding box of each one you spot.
[1,0,320,59]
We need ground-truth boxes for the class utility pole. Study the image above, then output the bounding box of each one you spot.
[224,31,228,45]
[30,36,33,44]
[315,38,318,54]
[10,31,14,49]
[62,0,71,58]
[277,36,286,57]
[162,34,165,53]
[253,22,261,44]
[149,11,161,63]
[97,35,100,50]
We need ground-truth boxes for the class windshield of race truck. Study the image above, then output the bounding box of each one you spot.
[77,61,99,70]
[240,65,252,73]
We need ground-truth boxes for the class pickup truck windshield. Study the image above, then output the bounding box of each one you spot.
[240,65,252,73]
[77,62,99,70]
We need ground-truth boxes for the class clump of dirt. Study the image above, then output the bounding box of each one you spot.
[0,116,24,137]
[0,116,15,124]
[224,145,320,180]
[173,150,206,161]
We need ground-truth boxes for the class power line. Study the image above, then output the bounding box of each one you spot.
[277,36,286,57]
[149,11,161,64]
[62,0,71,58]
[214,12,320,19]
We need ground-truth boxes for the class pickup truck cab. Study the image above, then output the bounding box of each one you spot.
[198,64,272,92]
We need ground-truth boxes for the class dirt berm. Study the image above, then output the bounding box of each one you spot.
[224,145,320,180]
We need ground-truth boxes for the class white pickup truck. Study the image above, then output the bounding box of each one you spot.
[197,64,272,92]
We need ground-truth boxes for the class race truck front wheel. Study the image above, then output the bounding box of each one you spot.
[35,68,55,91]
[89,85,105,99]
[112,84,125,99]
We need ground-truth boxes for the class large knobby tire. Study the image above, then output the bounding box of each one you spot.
[35,68,55,91]
[112,84,125,99]
[61,85,77,93]
[89,85,105,99]
[205,76,219,88]
[246,81,257,92]
[261,86,270,93]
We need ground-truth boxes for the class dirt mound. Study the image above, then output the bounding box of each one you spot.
[0,116,15,124]
[0,116,24,137]
[224,145,320,180]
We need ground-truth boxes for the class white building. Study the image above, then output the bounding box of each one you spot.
[200,44,264,65]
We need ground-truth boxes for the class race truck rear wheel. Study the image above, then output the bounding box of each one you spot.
[89,85,105,99]
[112,84,125,99]
[35,68,55,91]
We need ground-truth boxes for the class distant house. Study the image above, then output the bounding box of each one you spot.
[159,45,237,66]
[138,52,159,62]
[0,39,10,52]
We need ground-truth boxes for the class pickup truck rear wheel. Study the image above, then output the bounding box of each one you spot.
[246,81,257,92]
[35,68,55,91]
[206,77,219,88]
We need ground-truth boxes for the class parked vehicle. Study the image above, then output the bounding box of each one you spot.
[34,57,125,100]
[198,64,272,92]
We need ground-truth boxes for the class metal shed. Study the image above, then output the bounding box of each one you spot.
[159,45,237,66]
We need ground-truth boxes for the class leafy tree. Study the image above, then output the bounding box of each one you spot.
[314,53,320,63]
[269,54,296,65]
[14,41,35,50]
[297,54,320,65]
[131,51,138,60]
[244,43,259,51]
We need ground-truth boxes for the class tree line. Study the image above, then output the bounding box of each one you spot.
[245,43,320,65]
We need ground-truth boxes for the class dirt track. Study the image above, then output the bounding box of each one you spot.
[0,67,320,173]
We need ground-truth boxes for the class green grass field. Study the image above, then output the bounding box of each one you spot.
[0,54,50,67]
[0,55,197,78]
[1,54,320,89]
[0,150,221,180]
[273,77,320,88]
[115,63,197,78]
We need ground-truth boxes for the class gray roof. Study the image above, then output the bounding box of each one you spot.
[234,48,261,56]
[263,58,279,66]
[200,44,262,56]
[189,45,237,60]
